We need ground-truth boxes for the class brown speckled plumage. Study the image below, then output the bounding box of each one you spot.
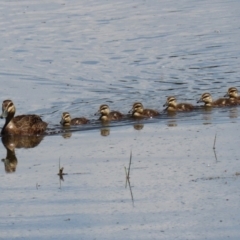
[163,96,194,112]
[224,87,240,104]
[197,93,236,107]
[0,100,48,135]
[97,104,123,121]
[60,112,89,126]
[129,102,159,118]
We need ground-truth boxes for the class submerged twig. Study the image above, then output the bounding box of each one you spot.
[212,133,218,162]
[127,150,132,180]
[213,133,217,149]
[213,148,218,162]
[124,166,128,188]
[58,167,65,180]
[58,158,67,186]
[124,150,134,206]
[125,150,132,186]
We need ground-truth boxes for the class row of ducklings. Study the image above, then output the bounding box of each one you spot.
[1,87,240,135]
[60,87,240,126]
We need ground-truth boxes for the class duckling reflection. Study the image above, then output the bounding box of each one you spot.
[100,128,110,136]
[1,134,44,173]
[229,107,238,119]
[60,124,72,138]
[202,110,212,125]
[167,119,177,127]
[133,124,144,130]
[61,131,72,139]
[166,110,177,117]
[164,112,178,126]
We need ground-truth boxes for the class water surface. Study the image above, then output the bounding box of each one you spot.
[0,0,240,239]
[0,0,239,124]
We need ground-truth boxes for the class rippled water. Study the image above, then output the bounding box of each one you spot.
[1,1,240,239]
[0,0,240,126]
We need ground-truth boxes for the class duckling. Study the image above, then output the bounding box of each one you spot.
[224,87,240,104]
[129,102,159,118]
[0,100,48,135]
[197,93,233,107]
[163,96,194,112]
[60,112,89,126]
[96,104,123,121]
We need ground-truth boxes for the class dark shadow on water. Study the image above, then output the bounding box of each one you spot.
[1,135,44,173]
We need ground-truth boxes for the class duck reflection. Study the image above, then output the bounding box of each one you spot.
[165,112,177,127]
[61,127,72,139]
[1,135,44,173]
[62,132,72,138]
[166,111,177,117]
[167,119,177,127]
[201,107,212,125]
[229,107,238,119]
[98,120,111,136]
[2,143,17,173]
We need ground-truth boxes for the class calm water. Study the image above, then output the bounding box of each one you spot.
[1,1,240,239]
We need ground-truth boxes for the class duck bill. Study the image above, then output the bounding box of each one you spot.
[224,93,229,97]
[197,99,203,103]
[128,109,133,114]
[162,106,168,112]
[94,111,100,116]
[0,109,8,119]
